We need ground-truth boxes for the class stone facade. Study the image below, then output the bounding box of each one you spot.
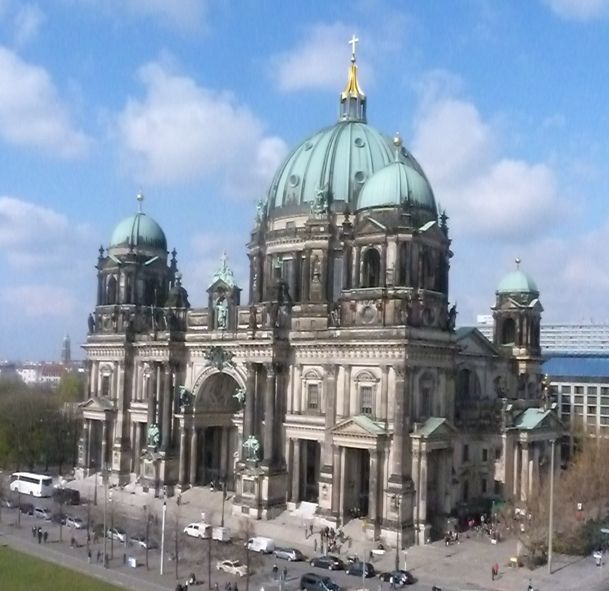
[78,55,563,545]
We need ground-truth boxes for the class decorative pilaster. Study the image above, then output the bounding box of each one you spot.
[321,365,337,471]
[178,424,187,486]
[189,427,198,486]
[243,362,257,447]
[161,366,172,452]
[263,363,277,466]
[368,448,380,529]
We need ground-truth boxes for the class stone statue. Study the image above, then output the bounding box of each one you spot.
[448,303,457,331]
[147,423,160,448]
[311,186,328,215]
[255,199,266,223]
[215,296,229,329]
[87,313,95,334]
[178,385,193,408]
[248,305,257,330]
[242,435,260,461]
[233,387,246,406]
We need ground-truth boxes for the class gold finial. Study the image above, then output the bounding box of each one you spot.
[393,132,402,161]
[348,34,359,63]
[515,257,521,269]
[136,192,144,213]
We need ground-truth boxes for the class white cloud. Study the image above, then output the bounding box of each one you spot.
[13,4,45,46]
[0,46,90,157]
[411,80,562,240]
[271,22,356,92]
[0,284,78,317]
[543,0,609,21]
[116,60,287,197]
[0,196,94,269]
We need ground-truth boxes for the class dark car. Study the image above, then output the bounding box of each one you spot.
[20,502,34,515]
[379,570,416,586]
[345,561,376,578]
[53,488,80,505]
[300,573,341,591]
[309,555,345,571]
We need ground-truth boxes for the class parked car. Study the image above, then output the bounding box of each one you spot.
[20,502,34,515]
[106,527,127,543]
[212,526,231,543]
[246,536,275,553]
[65,516,85,529]
[53,488,80,505]
[33,507,52,520]
[130,534,158,549]
[345,561,376,578]
[216,559,248,577]
[299,573,341,591]
[274,547,305,561]
[183,522,211,539]
[378,570,416,586]
[309,555,345,571]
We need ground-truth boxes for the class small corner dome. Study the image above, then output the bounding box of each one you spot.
[497,269,539,295]
[356,160,437,214]
[109,212,167,251]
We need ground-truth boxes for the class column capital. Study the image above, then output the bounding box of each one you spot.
[323,365,338,380]
[394,365,406,380]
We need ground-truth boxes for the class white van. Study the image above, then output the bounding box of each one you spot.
[247,536,275,553]
[212,526,231,543]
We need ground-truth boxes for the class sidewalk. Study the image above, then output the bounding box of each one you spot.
[67,476,609,591]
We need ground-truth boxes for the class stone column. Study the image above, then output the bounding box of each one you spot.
[342,247,351,289]
[134,423,142,474]
[161,366,172,452]
[368,448,379,527]
[380,243,387,287]
[353,247,361,289]
[418,448,428,528]
[380,365,388,421]
[294,364,302,414]
[343,366,352,416]
[322,365,337,470]
[513,442,521,498]
[178,424,187,486]
[521,443,530,502]
[189,427,198,486]
[338,447,346,522]
[291,439,300,502]
[101,419,108,468]
[390,367,407,484]
[243,363,256,445]
[221,427,230,476]
[85,419,92,469]
[331,445,341,516]
[263,364,277,465]
[302,250,311,303]
[129,421,136,472]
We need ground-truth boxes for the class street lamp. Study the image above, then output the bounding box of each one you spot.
[102,465,108,568]
[160,487,167,576]
[547,438,556,574]
[109,489,114,560]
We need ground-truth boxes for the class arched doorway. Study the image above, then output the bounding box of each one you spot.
[192,372,241,491]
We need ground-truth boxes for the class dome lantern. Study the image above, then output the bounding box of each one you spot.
[339,35,366,123]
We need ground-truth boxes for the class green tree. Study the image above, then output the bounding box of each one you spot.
[56,372,85,404]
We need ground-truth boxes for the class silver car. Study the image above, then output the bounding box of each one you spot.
[274,547,305,561]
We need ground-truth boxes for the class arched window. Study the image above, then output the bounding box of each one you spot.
[106,276,117,305]
[418,371,435,419]
[457,367,482,402]
[501,318,516,345]
[361,248,381,288]
[354,370,379,418]
[303,370,322,414]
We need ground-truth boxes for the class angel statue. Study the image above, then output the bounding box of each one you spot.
[242,435,261,461]
[147,423,160,448]
[233,387,246,406]
[178,385,193,408]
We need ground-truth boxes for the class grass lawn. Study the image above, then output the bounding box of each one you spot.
[0,545,124,590]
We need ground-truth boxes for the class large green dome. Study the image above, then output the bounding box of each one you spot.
[497,269,539,295]
[357,159,436,213]
[267,121,435,216]
[110,212,167,251]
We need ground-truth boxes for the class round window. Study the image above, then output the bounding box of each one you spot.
[354,137,365,147]
[289,174,300,187]
[354,171,366,184]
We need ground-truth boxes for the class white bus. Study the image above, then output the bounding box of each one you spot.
[9,472,54,497]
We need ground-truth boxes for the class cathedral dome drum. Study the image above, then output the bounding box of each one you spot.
[497,266,539,295]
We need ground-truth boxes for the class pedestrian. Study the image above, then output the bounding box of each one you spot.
[32,525,36,538]
[494,563,499,579]
[87,549,92,564]
[283,567,288,580]
[214,582,219,591]
[234,584,239,591]
[491,564,495,581]
[314,537,318,552]
[272,563,279,580]
[309,524,313,537]
[123,552,127,565]
[43,530,48,543]
[96,550,101,563]
[37,528,42,544]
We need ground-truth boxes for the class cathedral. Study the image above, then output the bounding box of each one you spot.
[78,47,562,544]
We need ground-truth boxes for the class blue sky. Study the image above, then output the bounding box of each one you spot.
[1,0,609,360]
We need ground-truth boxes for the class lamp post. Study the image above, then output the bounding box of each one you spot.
[392,494,402,572]
[103,466,108,568]
[547,438,556,574]
[221,476,227,527]
[92,459,98,506]
[160,487,167,576]
[109,489,114,560]
[175,493,181,580]
[144,505,150,570]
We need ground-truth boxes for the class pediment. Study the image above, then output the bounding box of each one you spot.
[79,397,114,413]
[412,417,457,440]
[332,415,387,438]
[456,327,499,358]
[355,216,387,235]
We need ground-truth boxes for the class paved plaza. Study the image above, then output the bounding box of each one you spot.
[0,476,606,591]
